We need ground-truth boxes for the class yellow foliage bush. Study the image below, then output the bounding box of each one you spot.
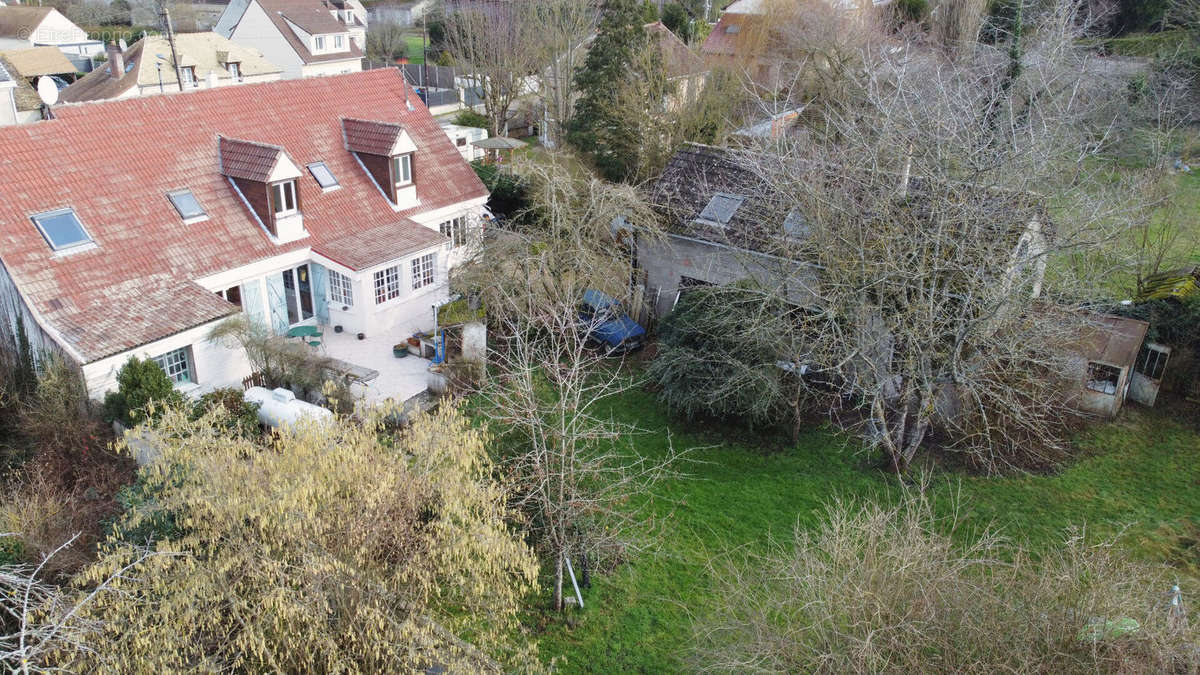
[58,403,540,673]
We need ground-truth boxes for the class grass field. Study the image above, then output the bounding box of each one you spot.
[530,387,1200,672]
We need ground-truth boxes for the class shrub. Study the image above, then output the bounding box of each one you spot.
[102,356,182,428]
[208,317,355,407]
[67,403,540,671]
[0,474,98,578]
[192,388,260,437]
[693,490,1200,673]
[453,109,489,129]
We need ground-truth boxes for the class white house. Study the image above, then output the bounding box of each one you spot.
[62,33,283,103]
[0,69,488,401]
[0,6,102,58]
[0,58,18,125]
[215,0,365,79]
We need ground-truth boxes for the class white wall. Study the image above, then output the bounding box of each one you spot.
[134,71,281,96]
[228,0,305,78]
[81,317,252,400]
[300,57,362,78]
[0,82,17,126]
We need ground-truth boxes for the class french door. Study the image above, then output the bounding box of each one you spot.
[281,264,314,325]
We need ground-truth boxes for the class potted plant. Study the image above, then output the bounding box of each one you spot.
[393,343,408,358]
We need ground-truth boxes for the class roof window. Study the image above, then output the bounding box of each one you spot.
[307,162,339,190]
[31,208,93,252]
[699,192,745,226]
[167,189,207,222]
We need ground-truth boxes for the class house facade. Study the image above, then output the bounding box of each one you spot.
[0,69,487,400]
[215,0,365,79]
[62,33,283,103]
[0,6,102,60]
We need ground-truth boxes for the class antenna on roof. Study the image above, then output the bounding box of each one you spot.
[36,76,57,120]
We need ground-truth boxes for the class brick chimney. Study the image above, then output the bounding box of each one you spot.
[106,42,124,79]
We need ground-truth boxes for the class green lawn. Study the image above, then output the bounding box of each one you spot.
[403,36,429,65]
[531,388,1200,672]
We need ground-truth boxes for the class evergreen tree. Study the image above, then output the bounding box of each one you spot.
[568,0,653,182]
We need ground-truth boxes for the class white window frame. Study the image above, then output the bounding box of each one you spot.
[227,61,241,80]
[181,66,196,88]
[373,265,401,304]
[31,207,94,252]
[153,346,196,385]
[271,180,298,218]
[411,252,435,290]
[334,34,344,49]
[329,269,354,307]
[314,35,326,51]
[392,153,412,187]
[439,215,467,248]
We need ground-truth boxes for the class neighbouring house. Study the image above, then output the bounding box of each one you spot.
[701,0,886,89]
[215,0,366,79]
[539,21,708,148]
[440,121,488,162]
[0,69,488,403]
[0,58,19,124]
[0,6,102,65]
[640,143,1049,318]
[0,46,76,123]
[62,33,283,103]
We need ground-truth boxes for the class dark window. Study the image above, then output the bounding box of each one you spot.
[1085,362,1121,395]
[271,180,298,216]
[456,137,467,146]
[1135,346,1168,381]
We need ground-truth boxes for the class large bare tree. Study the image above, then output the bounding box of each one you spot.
[454,163,683,610]
[529,0,600,148]
[444,0,541,137]
[670,0,1163,471]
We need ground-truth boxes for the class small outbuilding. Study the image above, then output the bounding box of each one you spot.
[1070,313,1150,418]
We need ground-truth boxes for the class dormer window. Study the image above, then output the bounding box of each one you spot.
[342,118,419,208]
[392,154,412,187]
[31,208,93,252]
[167,189,207,223]
[315,36,326,51]
[271,180,298,218]
[227,61,241,81]
[181,66,196,88]
[334,34,344,49]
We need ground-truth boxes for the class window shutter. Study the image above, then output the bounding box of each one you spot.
[310,263,330,324]
[265,273,289,334]
[241,279,268,328]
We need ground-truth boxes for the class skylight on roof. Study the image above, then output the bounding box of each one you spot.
[699,192,745,226]
[308,162,339,190]
[31,208,93,252]
[167,190,207,221]
[784,209,809,238]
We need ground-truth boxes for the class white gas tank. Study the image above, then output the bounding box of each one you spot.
[244,387,334,429]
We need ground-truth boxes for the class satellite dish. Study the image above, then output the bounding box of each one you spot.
[36,76,58,106]
[118,38,128,50]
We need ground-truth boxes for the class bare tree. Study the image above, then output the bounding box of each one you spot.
[0,534,165,673]
[530,0,600,148]
[444,0,541,137]
[669,0,1163,471]
[455,163,684,610]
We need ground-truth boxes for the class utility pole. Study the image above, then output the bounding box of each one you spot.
[420,5,428,90]
[160,3,184,91]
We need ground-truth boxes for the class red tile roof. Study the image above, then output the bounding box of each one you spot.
[219,136,286,182]
[341,117,404,156]
[0,69,487,363]
[317,221,445,270]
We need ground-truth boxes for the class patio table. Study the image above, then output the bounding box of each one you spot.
[286,325,322,339]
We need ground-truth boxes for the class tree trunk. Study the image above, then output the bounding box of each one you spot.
[554,550,564,611]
